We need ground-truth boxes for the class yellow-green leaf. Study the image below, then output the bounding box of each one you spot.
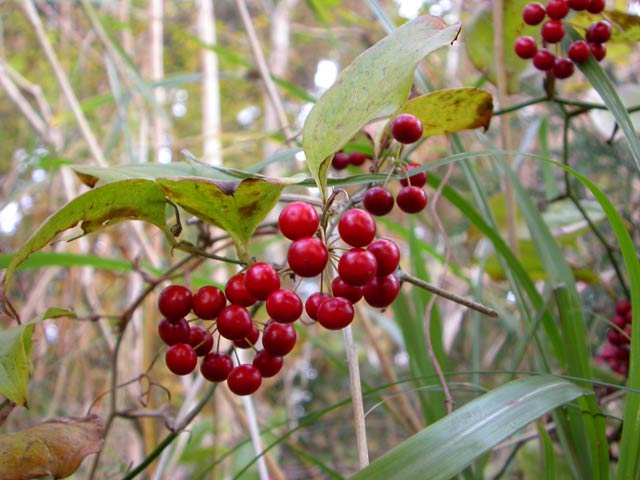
[0,324,34,406]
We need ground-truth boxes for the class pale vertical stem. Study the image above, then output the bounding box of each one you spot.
[198,0,222,166]
[343,324,369,468]
[149,0,165,162]
[118,0,134,54]
[492,0,519,255]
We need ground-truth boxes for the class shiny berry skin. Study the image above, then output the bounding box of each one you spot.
[396,186,428,214]
[338,208,376,247]
[216,305,253,340]
[266,289,303,323]
[589,42,606,61]
[363,187,394,216]
[158,285,192,321]
[338,248,378,286]
[514,36,538,59]
[158,317,190,345]
[552,57,575,79]
[541,20,565,43]
[233,324,261,349]
[612,315,628,329]
[588,21,612,43]
[363,274,401,308]
[586,0,605,13]
[262,322,297,356]
[305,292,331,320]
[332,152,350,170]
[252,350,284,378]
[615,299,631,316]
[287,237,329,277]
[244,262,280,300]
[568,40,591,63]
[187,325,214,356]
[390,113,423,144]
[349,152,368,166]
[278,201,319,240]
[317,297,355,330]
[227,364,262,396]
[522,3,546,25]
[367,238,401,276]
[546,0,569,19]
[532,48,556,70]
[568,0,589,10]
[225,273,257,307]
[331,277,364,304]
[200,352,234,382]
[165,343,198,375]
[400,163,428,188]
[192,286,226,320]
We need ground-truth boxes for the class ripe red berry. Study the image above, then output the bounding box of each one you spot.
[287,237,329,277]
[216,305,253,340]
[233,324,261,349]
[541,20,565,43]
[165,343,198,375]
[338,248,378,286]
[612,315,628,329]
[317,297,355,330]
[546,0,569,19]
[390,113,423,144]
[363,187,394,216]
[367,238,401,276]
[227,364,262,396]
[608,328,628,345]
[252,350,284,378]
[568,40,591,63]
[363,274,401,308]
[187,325,214,356]
[244,262,280,300]
[338,208,376,247]
[266,289,303,323]
[225,273,257,307]
[331,277,364,304]
[532,48,556,70]
[514,36,538,60]
[278,201,319,240]
[158,317,190,345]
[158,285,192,321]
[305,292,331,320]
[588,21,612,43]
[262,321,297,356]
[615,299,631,316]
[400,163,428,188]
[396,186,428,214]
[332,152,350,170]
[349,152,368,166]
[589,42,606,61]
[200,352,234,382]
[192,286,226,320]
[568,0,589,10]
[552,57,575,79]
[522,3,546,25]
[586,0,605,13]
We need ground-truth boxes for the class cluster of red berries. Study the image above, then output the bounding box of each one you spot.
[156,201,401,396]
[331,150,370,170]
[514,1,612,79]
[597,299,632,377]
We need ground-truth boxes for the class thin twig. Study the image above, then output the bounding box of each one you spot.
[343,324,369,468]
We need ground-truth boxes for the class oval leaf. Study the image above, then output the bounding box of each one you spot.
[302,15,460,198]
[0,324,34,406]
[351,375,587,480]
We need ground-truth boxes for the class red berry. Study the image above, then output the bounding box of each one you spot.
[305,292,331,320]
[233,324,261,349]
[252,350,284,378]
[612,315,628,329]
[338,248,378,286]
[363,274,401,308]
[349,152,368,166]
[244,262,280,300]
[332,152,350,170]
[225,273,257,307]
[262,321,297,356]
[158,285,192,321]
[227,364,262,396]
[588,21,612,43]
[390,113,423,144]
[216,305,253,340]
[278,201,319,240]
[331,277,364,304]
[363,187,395,216]
[187,325,214,356]
[396,186,428,214]
[589,42,606,61]
[552,57,575,79]
[192,286,226,320]
[608,328,628,345]
[317,297,355,330]
[165,343,198,375]
[546,0,569,18]
[568,0,589,10]
[514,36,538,60]
[615,299,631,316]
[400,163,428,188]
[522,2,546,25]
[287,237,329,277]
[200,352,234,382]
[158,317,190,345]
[541,20,565,43]
[568,40,591,63]
[367,238,401,276]
[266,289,303,323]
[586,0,605,13]
[338,208,376,247]
[532,48,556,70]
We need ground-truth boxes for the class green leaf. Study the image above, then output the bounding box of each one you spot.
[395,88,493,137]
[351,375,587,480]
[0,324,35,406]
[302,14,460,198]
[157,178,284,260]
[2,179,172,291]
